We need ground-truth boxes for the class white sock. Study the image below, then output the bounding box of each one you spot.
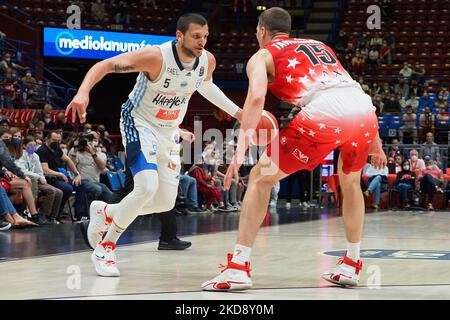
[347,242,360,261]
[102,220,125,245]
[231,244,252,265]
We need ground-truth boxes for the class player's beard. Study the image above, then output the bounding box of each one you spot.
[181,41,200,58]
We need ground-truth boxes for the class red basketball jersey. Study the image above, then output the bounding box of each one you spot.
[264,36,359,107]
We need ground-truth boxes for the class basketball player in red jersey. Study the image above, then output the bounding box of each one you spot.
[202,7,387,291]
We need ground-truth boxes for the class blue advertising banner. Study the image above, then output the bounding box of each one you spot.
[43,27,175,59]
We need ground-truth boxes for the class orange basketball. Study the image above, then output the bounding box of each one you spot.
[251,110,279,146]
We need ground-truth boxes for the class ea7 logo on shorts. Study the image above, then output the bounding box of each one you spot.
[292,148,309,164]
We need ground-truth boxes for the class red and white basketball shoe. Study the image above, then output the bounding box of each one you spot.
[91,241,120,277]
[322,254,363,287]
[87,201,112,249]
[202,253,252,291]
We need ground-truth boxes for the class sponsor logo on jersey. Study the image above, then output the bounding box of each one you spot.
[195,79,203,89]
[156,109,181,120]
[322,249,450,261]
[199,66,205,77]
[292,148,309,164]
[167,67,179,75]
[152,93,187,108]
[167,162,177,170]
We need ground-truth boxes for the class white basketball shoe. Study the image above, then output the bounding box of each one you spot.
[202,253,252,291]
[91,242,120,277]
[322,254,363,287]
[87,201,112,249]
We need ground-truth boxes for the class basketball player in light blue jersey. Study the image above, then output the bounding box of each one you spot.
[66,13,243,277]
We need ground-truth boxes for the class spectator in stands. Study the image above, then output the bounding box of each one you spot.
[285,169,311,209]
[421,132,441,163]
[395,159,416,209]
[114,1,130,25]
[214,161,242,211]
[20,70,38,91]
[178,163,205,214]
[399,106,418,144]
[335,30,347,53]
[363,161,388,209]
[379,40,392,64]
[370,82,381,95]
[49,112,77,133]
[418,107,434,141]
[409,149,426,172]
[15,135,63,223]
[402,91,419,112]
[399,62,413,81]
[367,47,379,72]
[394,78,409,97]
[418,156,444,210]
[412,62,426,85]
[436,106,449,122]
[357,32,369,49]
[202,139,219,174]
[269,181,280,209]
[441,87,449,102]
[68,132,112,204]
[0,119,8,129]
[96,124,113,148]
[383,93,402,113]
[36,131,88,220]
[372,94,384,115]
[0,53,28,73]
[436,91,449,110]
[394,154,404,174]
[369,32,383,48]
[350,53,365,75]
[387,138,401,159]
[358,77,369,93]
[0,185,37,229]
[188,161,229,213]
[91,0,106,22]
[0,127,50,225]
[45,81,62,106]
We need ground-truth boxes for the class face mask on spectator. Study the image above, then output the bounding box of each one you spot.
[411,155,418,161]
[2,138,11,146]
[12,137,21,146]
[92,140,98,148]
[85,128,92,133]
[49,142,59,150]
[44,118,51,124]
[26,145,36,154]
[403,165,410,171]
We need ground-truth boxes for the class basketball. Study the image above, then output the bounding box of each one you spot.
[251,110,279,146]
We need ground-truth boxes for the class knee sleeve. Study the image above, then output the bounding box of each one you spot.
[141,180,178,214]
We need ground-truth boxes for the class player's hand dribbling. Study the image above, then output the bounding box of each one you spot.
[66,92,89,124]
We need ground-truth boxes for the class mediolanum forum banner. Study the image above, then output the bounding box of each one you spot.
[43,27,175,59]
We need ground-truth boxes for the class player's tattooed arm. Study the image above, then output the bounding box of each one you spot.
[113,64,136,73]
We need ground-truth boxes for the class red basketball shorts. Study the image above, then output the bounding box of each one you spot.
[267,88,379,175]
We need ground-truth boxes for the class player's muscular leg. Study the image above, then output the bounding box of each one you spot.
[338,154,365,243]
[236,155,288,247]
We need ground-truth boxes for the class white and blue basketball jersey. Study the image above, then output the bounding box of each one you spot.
[124,40,209,129]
